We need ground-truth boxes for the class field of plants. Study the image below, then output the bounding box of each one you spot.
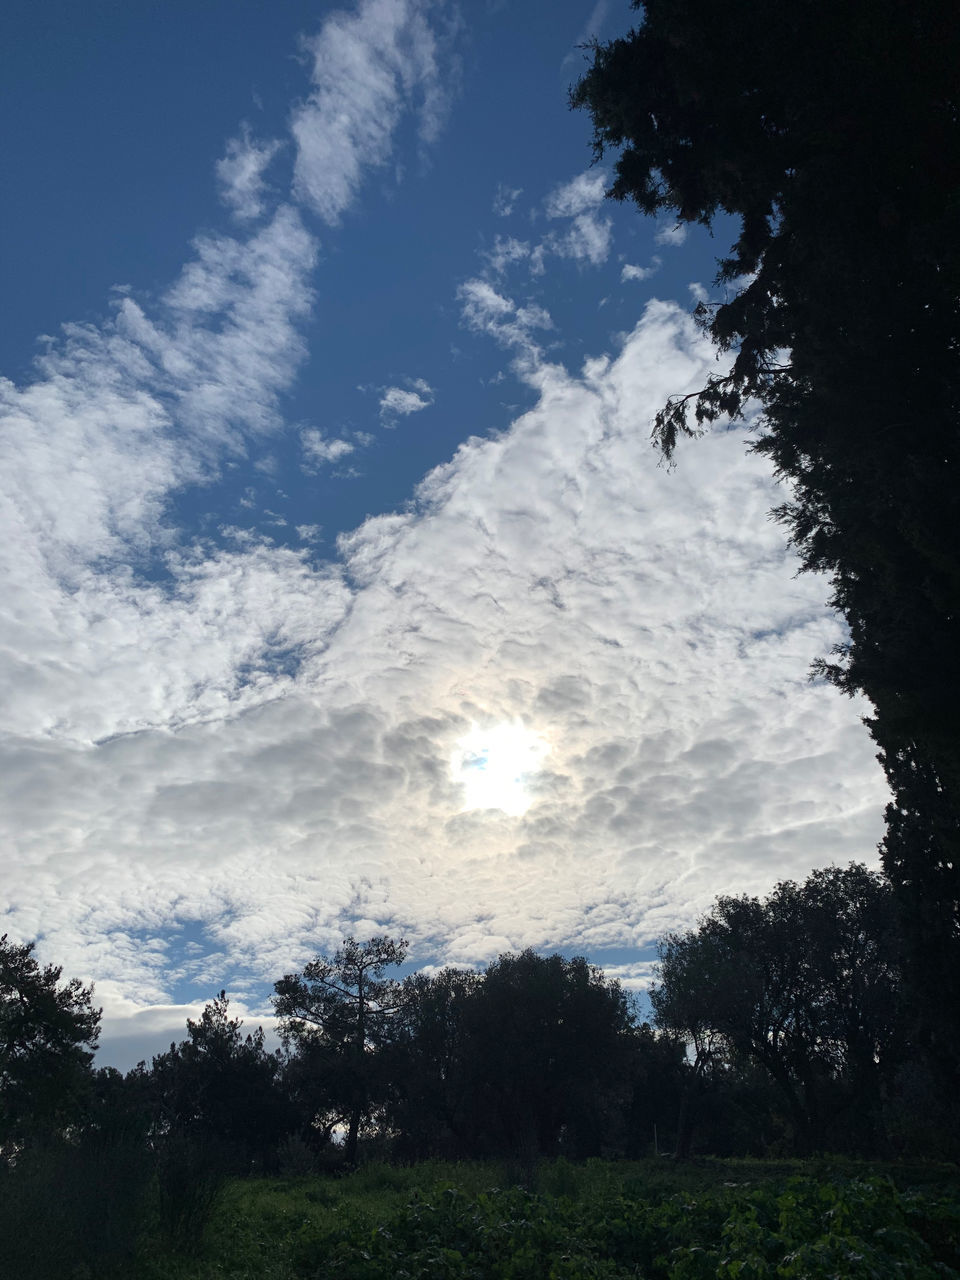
[121,1158,960,1279]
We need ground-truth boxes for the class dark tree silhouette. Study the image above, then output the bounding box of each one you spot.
[653,865,901,1154]
[150,991,289,1168]
[462,950,634,1160]
[387,966,481,1160]
[273,935,407,1165]
[573,0,960,1106]
[0,933,100,1150]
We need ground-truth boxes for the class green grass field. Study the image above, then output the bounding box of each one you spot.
[131,1157,960,1280]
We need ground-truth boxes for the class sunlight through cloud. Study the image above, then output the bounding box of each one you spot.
[452,720,549,817]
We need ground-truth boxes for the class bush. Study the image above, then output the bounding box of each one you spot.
[153,1135,229,1254]
[0,1137,153,1278]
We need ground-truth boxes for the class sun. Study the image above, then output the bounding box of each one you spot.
[451,719,549,816]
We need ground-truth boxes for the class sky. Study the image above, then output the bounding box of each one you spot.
[0,0,889,1069]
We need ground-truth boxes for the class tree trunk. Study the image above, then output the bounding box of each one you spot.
[344,1107,360,1166]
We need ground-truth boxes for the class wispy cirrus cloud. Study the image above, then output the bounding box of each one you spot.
[492,183,523,217]
[216,125,283,222]
[291,0,452,224]
[542,171,613,267]
[482,235,532,277]
[458,279,553,359]
[543,171,607,219]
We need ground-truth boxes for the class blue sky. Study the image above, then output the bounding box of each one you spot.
[0,0,888,1067]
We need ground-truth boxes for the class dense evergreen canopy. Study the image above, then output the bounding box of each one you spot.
[572,0,960,1096]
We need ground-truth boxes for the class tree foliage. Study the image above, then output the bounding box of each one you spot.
[151,990,289,1168]
[652,865,901,1154]
[463,949,634,1160]
[0,933,100,1148]
[273,935,408,1164]
[572,0,960,1088]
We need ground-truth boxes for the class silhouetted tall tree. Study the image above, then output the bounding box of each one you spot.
[573,0,960,1110]
[273,935,407,1164]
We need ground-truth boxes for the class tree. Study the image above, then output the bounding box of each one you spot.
[573,0,960,1104]
[273,935,407,1164]
[150,991,290,1168]
[462,950,634,1160]
[652,865,901,1154]
[0,934,101,1149]
[386,966,481,1160]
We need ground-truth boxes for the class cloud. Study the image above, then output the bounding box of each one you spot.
[562,1,610,68]
[1,10,887,1067]
[0,198,337,749]
[535,170,613,268]
[291,0,450,224]
[483,235,531,276]
[379,378,434,425]
[458,279,553,359]
[655,220,688,247]
[549,212,613,266]
[492,184,523,217]
[621,256,661,283]
[216,124,282,221]
[301,429,356,466]
[544,171,607,219]
[2,301,888,1059]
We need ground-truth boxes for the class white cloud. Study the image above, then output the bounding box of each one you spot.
[301,429,356,465]
[549,211,613,266]
[291,0,450,224]
[600,961,659,993]
[1,15,888,1065]
[544,171,607,219]
[483,235,530,276]
[621,256,661,283]
[655,220,688,247]
[1,302,888,1056]
[0,202,332,748]
[492,184,523,217]
[216,124,282,221]
[531,170,614,268]
[562,1,610,68]
[458,278,553,359]
[379,378,434,424]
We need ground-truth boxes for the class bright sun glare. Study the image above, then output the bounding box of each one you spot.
[451,720,549,816]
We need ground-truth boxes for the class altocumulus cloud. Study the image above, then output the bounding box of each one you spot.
[1,300,888,1062]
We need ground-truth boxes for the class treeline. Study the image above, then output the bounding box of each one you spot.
[1,863,953,1187]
